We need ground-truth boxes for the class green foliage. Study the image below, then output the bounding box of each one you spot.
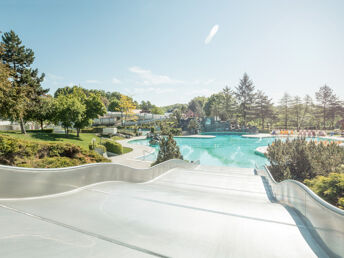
[102,140,123,154]
[266,138,344,182]
[0,30,47,134]
[0,134,109,167]
[117,129,135,137]
[188,119,200,134]
[152,134,183,166]
[151,106,164,115]
[305,173,344,209]
[108,98,120,111]
[26,129,54,133]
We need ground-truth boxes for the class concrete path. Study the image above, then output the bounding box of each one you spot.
[0,165,328,257]
[110,136,154,168]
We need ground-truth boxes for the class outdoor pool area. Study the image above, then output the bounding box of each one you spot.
[130,134,276,168]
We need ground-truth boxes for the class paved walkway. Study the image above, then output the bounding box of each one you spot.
[110,136,154,168]
[0,165,329,257]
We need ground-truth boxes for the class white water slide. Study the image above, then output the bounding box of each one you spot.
[0,161,343,258]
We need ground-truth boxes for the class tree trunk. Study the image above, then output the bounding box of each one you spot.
[323,105,326,129]
[40,120,44,131]
[77,128,80,137]
[19,117,26,134]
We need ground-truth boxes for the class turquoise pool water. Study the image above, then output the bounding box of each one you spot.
[130,135,277,168]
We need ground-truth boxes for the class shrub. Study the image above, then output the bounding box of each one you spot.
[26,129,54,133]
[94,144,106,153]
[19,157,81,168]
[266,138,344,182]
[305,173,344,209]
[0,134,110,167]
[152,134,183,166]
[102,140,123,154]
[117,129,135,137]
[81,128,96,133]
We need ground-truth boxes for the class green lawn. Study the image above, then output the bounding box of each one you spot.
[0,131,133,154]
[0,131,103,150]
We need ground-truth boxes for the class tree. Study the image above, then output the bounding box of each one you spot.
[118,94,136,125]
[74,93,106,136]
[234,73,256,126]
[254,90,274,129]
[279,93,292,129]
[53,94,85,135]
[151,106,164,115]
[152,134,183,166]
[172,109,182,126]
[0,30,47,133]
[315,85,334,129]
[299,95,313,129]
[220,86,236,121]
[188,119,200,134]
[290,96,303,130]
[188,97,206,118]
[27,95,54,130]
[108,98,120,112]
[204,93,223,119]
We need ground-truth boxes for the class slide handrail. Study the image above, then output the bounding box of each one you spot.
[256,165,344,257]
[0,159,199,199]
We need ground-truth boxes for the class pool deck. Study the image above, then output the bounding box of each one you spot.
[110,136,155,168]
[175,134,216,139]
[255,146,268,156]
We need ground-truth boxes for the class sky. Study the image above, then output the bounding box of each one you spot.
[1,0,344,106]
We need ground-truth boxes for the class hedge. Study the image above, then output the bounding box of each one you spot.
[26,129,54,133]
[102,140,123,154]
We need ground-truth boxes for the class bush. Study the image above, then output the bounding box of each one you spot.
[102,140,123,154]
[305,173,344,209]
[19,157,81,168]
[0,134,110,167]
[94,144,106,153]
[81,128,96,133]
[26,129,54,133]
[266,138,344,182]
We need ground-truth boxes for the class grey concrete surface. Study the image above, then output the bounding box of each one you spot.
[110,136,155,168]
[257,166,344,257]
[0,164,332,257]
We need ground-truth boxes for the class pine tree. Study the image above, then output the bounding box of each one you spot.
[221,86,237,121]
[0,30,47,133]
[315,85,334,129]
[254,90,274,129]
[234,73,256,126]
[152,134,183,166]
[279,93,292,129]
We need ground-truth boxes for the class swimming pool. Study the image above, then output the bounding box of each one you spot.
[129,134,277,168]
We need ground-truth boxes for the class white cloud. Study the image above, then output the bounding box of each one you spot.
[205,24,219,44]
[129,66,183,85]
[85,80,101,84]
[112,77,121,84]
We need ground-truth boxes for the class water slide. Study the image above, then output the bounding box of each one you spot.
[0,161,343,257]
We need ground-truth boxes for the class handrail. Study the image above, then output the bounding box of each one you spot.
[0,159,199,199]
[255,164,344,257]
